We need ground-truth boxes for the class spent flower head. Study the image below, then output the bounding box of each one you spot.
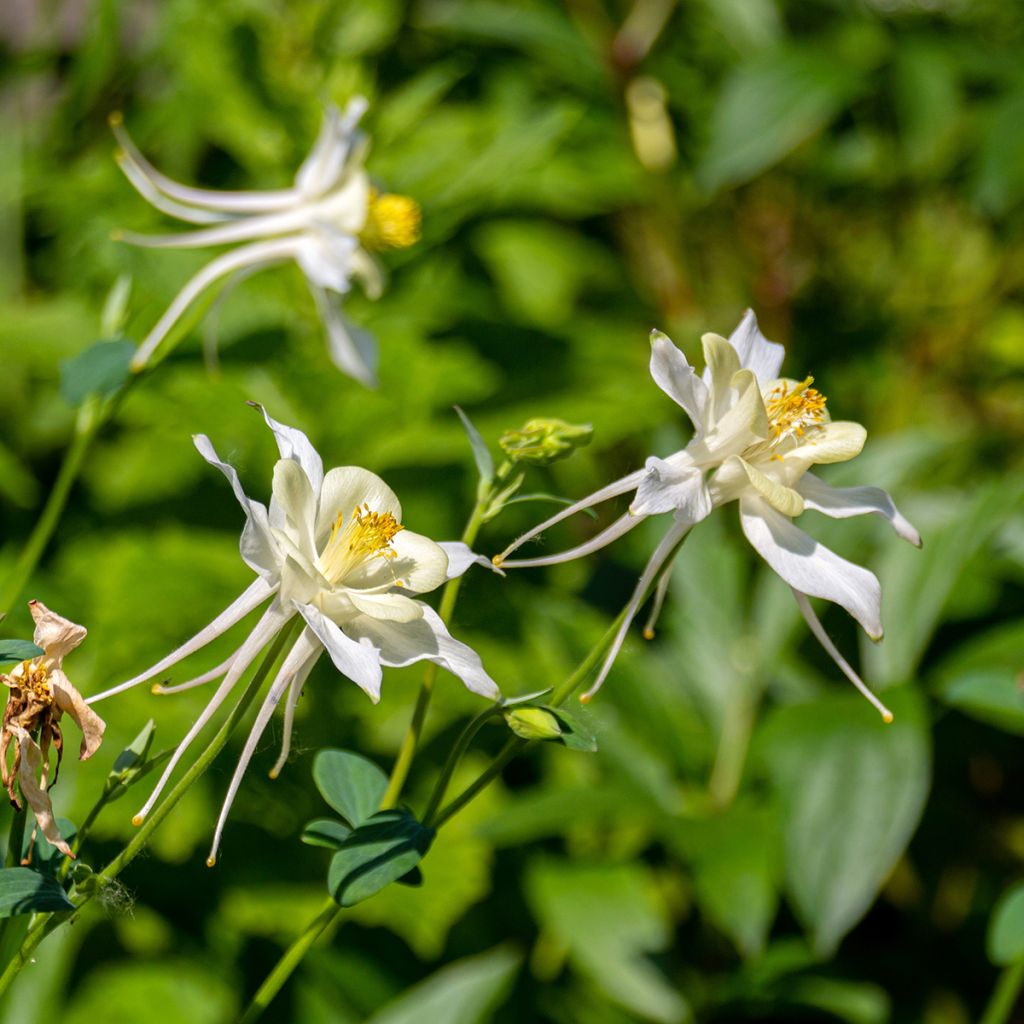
[495,311,921,718]
[111,98,420,386]
[89,406,499,866]
[1,602,105,857]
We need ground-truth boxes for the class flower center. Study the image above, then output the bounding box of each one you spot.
[19,661,53,705]
[765,376,827,440]
[319,503,404,584]
[361,190,421,250]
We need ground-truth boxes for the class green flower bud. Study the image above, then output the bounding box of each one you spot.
[498,418,593,466]
[504,706,563,741]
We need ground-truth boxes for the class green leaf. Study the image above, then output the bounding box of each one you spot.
[0,867,74,916]
[699,46,867,190]
[0,641,43,665]
[20,818,77,877]
[301,818,352,850]
[313,749,389,828]
[59,339,136,407]
[988,881,1024,965]
[546,705,598,752]
[939,670,1024,735]
[328,809,435,907]
[757,687,930,956]
[526,858,690,1023]
[109,719,156,780]
[453,406,494,486]
[364,946,521,1024]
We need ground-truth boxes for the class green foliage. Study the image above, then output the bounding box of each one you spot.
[988,882,1024,966]
[59,340,135,407]
[0,868,74,916]
[313,749,388,828]
[0,641,43,664]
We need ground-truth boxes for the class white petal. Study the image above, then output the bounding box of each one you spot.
[28,601,86,662]
[782,421,867,475]
[345,604,500,700]
[117,206,314,249]
[133,601,292,822]
[343,530,449,595]
[297,604,383,701]
[649,330,707,432]
[194,435,280,579]
[796,473,921,547]
[717,455,804,517]
[701,333,742,420]
[438,541,505,579]
[346,591,425,623]
[498,511,644,569]
[700,368,769,457]
[269,644,322,780]
[314,467,402,544]
[206,627,321,864]
[630,455,713,519]
[583,518,691,701]
[295,227,358,293]
[739,495,883,639]
[254,405,324,494]
[87,577,274,703]
[350,247,385,300]
[727,309,785,385]
[114,150,231,223]
[271,459,318,562]
[309,284,378,387]
[494,468,646,565]
[294,98,368,198]
[130,237,300,369]
[792,589,893,721]
[110,114,299,213]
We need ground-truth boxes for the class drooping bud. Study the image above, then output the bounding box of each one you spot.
[498,418,593,466]
[504,706,563,741]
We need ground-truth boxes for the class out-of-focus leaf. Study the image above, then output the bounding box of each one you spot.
[670,802,782,959]
[62,961,236,1024]
[364,946,521,1024]
[974,87,1024,215]
[699,45,868,189]
[313,749,388,828]
[526,858,691,1023]
[546,704,598,752]
[0,439,39,508]
[454,405,494,485]
[893,43,961,178]
[0,640,43,664]
[939,670,1024,735]
[785,976,890,1024]
[59,339,135,407]
[301,818,353,850]
[988,881,1024,965]
[328,809,435,907]
[0,868,73,916]
[756,687,930,956]
[108,719,156,780]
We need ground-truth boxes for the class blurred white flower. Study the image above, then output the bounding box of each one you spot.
[111,98,421,385]
[89,407,498,865]
[1,602,105,857]
[495,311,920,717]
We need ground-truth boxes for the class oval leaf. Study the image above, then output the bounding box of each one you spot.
[60,339,136,407]
[988,881,1024,965]
[301,818,352,850]
[0,867,74,916]
[328,809,435,907]
[313,749,389,828]
[0,640,43,665]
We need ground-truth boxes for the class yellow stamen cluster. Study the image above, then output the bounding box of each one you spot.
[321,503,405,584]
[362,190,421,250]
[765,376,827,439]
[18,661,53,705]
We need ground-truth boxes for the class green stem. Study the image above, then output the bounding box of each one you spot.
[379,496,490,810]
[980,960,1024,1024]
[0,619,298,999]
[236,896,342,1024]
[707,688,756,809]
[4,806,25,869]
[0,403,103,614]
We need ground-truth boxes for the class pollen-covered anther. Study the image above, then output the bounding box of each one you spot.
[348,504,404,559]
[362,190,421,250]
[765,376,827,439]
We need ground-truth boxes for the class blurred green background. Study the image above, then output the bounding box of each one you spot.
[2,0,1024,1021]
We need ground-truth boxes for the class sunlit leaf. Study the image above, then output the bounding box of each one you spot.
[313,749,389,829]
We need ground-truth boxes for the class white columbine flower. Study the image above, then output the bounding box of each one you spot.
[111,98,421,385]
[88,406,498,865]
[495,311,921,719]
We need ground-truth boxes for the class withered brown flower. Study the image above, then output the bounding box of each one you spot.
[1,601,105,858]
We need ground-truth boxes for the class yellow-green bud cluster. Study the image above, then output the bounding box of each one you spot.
[498,418,592,466]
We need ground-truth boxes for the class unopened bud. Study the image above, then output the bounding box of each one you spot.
[504,706,563,741]
[498,418,592,466]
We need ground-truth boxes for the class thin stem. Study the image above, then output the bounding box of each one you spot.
[421,704,504,828]
[0,807,29,968]
[980,960,1024,1024]
[0,620,298,999]
[379,496,489,810]
[707,689,756,809]
[236,896,341,1024]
